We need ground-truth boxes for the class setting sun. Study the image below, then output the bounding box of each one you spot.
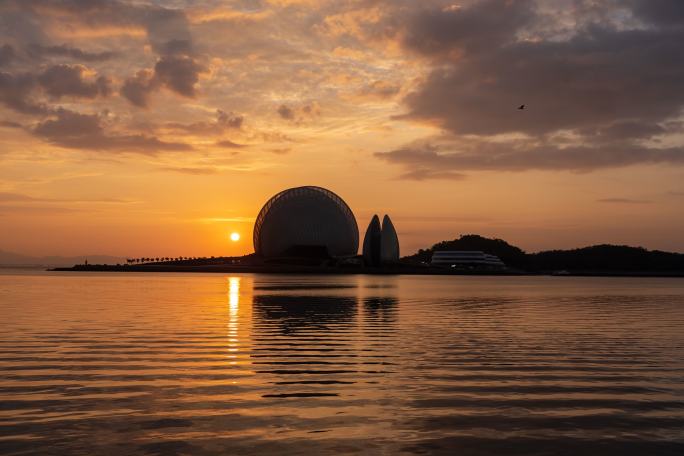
[230,232,240,242]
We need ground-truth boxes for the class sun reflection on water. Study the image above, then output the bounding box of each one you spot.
[227,277,240,359]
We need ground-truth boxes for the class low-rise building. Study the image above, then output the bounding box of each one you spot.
[431,251,505,270]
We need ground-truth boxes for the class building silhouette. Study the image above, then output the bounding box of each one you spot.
[253,186,359,258]
[363,214,399,266]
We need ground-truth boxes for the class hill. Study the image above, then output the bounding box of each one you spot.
[403,234,528,268]
[403,235,684,273]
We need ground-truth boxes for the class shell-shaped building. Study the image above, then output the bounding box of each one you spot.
[253,186,359,258]
[363,214,399,266]
[380,215,400,263]
[362,215,381,266]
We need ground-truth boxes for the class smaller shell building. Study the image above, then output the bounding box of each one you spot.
[253,186,359,258]
[362,214,400,266]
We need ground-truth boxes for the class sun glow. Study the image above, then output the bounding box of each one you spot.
[230,232,240,242]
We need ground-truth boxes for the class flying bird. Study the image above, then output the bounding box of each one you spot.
[518,104,525,110]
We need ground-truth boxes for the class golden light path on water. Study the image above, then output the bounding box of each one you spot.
[1,271,684,455]
[228,277,240,364]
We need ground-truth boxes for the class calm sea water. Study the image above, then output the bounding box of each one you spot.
[1,271,684,455]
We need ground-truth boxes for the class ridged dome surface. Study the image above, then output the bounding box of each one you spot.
[253,186,359,257]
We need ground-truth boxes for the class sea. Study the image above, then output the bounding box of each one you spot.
[1,270,684,455]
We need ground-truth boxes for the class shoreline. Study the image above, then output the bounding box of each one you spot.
[49,264,684,277]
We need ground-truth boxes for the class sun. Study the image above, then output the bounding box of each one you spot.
[230,232,240,242]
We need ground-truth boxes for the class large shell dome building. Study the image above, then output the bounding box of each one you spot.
[253,186,359,258]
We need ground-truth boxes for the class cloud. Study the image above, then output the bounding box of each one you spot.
[216,140,246,148]
[160,166,219,175]
[33,109,192,153]
[597,198,652,204]
[27,43,116,61]
[376,138,684,177]
[0,120,22,128]
[629,0,684,26]
[15,0,206,107]
[0,204,84,215]
[276,102,320,122]
[402,0,535,57]
[375,0,684,177]
[0,44,15,66]
[357,80,401,100]
[164,110,243,135]
[0,192,39,202]
[277,104,295,120]
[153,55,205,98]
[216,110,243,129]
[0,192,134,204]
[1,64,110,114]
[120,69,157,108]
[38,64,110,99]
[121,55,206,107]
[395,168,467,181]
[0,71,48,114]
[401,25,684,137]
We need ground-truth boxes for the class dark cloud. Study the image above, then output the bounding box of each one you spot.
[143,7,193,56]
[377,0,684,178]
[1,64,110,114]
[164,110,244,135]
[0,44,15,66]
[216,140,246,148]
[397,168,467,181]
[33,109,192,153]
[121,56,205,107]
[376,139,684,177]
[153,55,204,98]
[0,120,23,128]
[277,104,295,120]
[277,103,320,122]
[358,80,401,100]
[217,110,243,129]
[0,71,48,114]
[629,0,684,26]
[597,198,652,204]
[402,0,535,57]
[38,64,110,99]
[120,69,157,108]
[27,43,116,62]
[401,25,684,137]
[7,0,204,107]
[10,0,194,57]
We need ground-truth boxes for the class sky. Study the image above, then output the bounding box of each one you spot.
[1,0,684,258]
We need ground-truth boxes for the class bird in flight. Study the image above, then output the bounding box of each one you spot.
[518,104,525,110]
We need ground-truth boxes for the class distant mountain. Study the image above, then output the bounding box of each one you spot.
[403,235,684,272]
[0,250,126,267]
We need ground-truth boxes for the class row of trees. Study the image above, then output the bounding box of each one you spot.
[126,256,213,264]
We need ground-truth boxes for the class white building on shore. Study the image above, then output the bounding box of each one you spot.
[430,251,506,270]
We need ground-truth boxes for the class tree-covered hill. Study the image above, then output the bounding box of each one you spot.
[403,234,527,268]
[403,235,684,272]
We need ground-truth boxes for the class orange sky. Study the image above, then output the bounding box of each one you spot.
[1,0,684,258]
